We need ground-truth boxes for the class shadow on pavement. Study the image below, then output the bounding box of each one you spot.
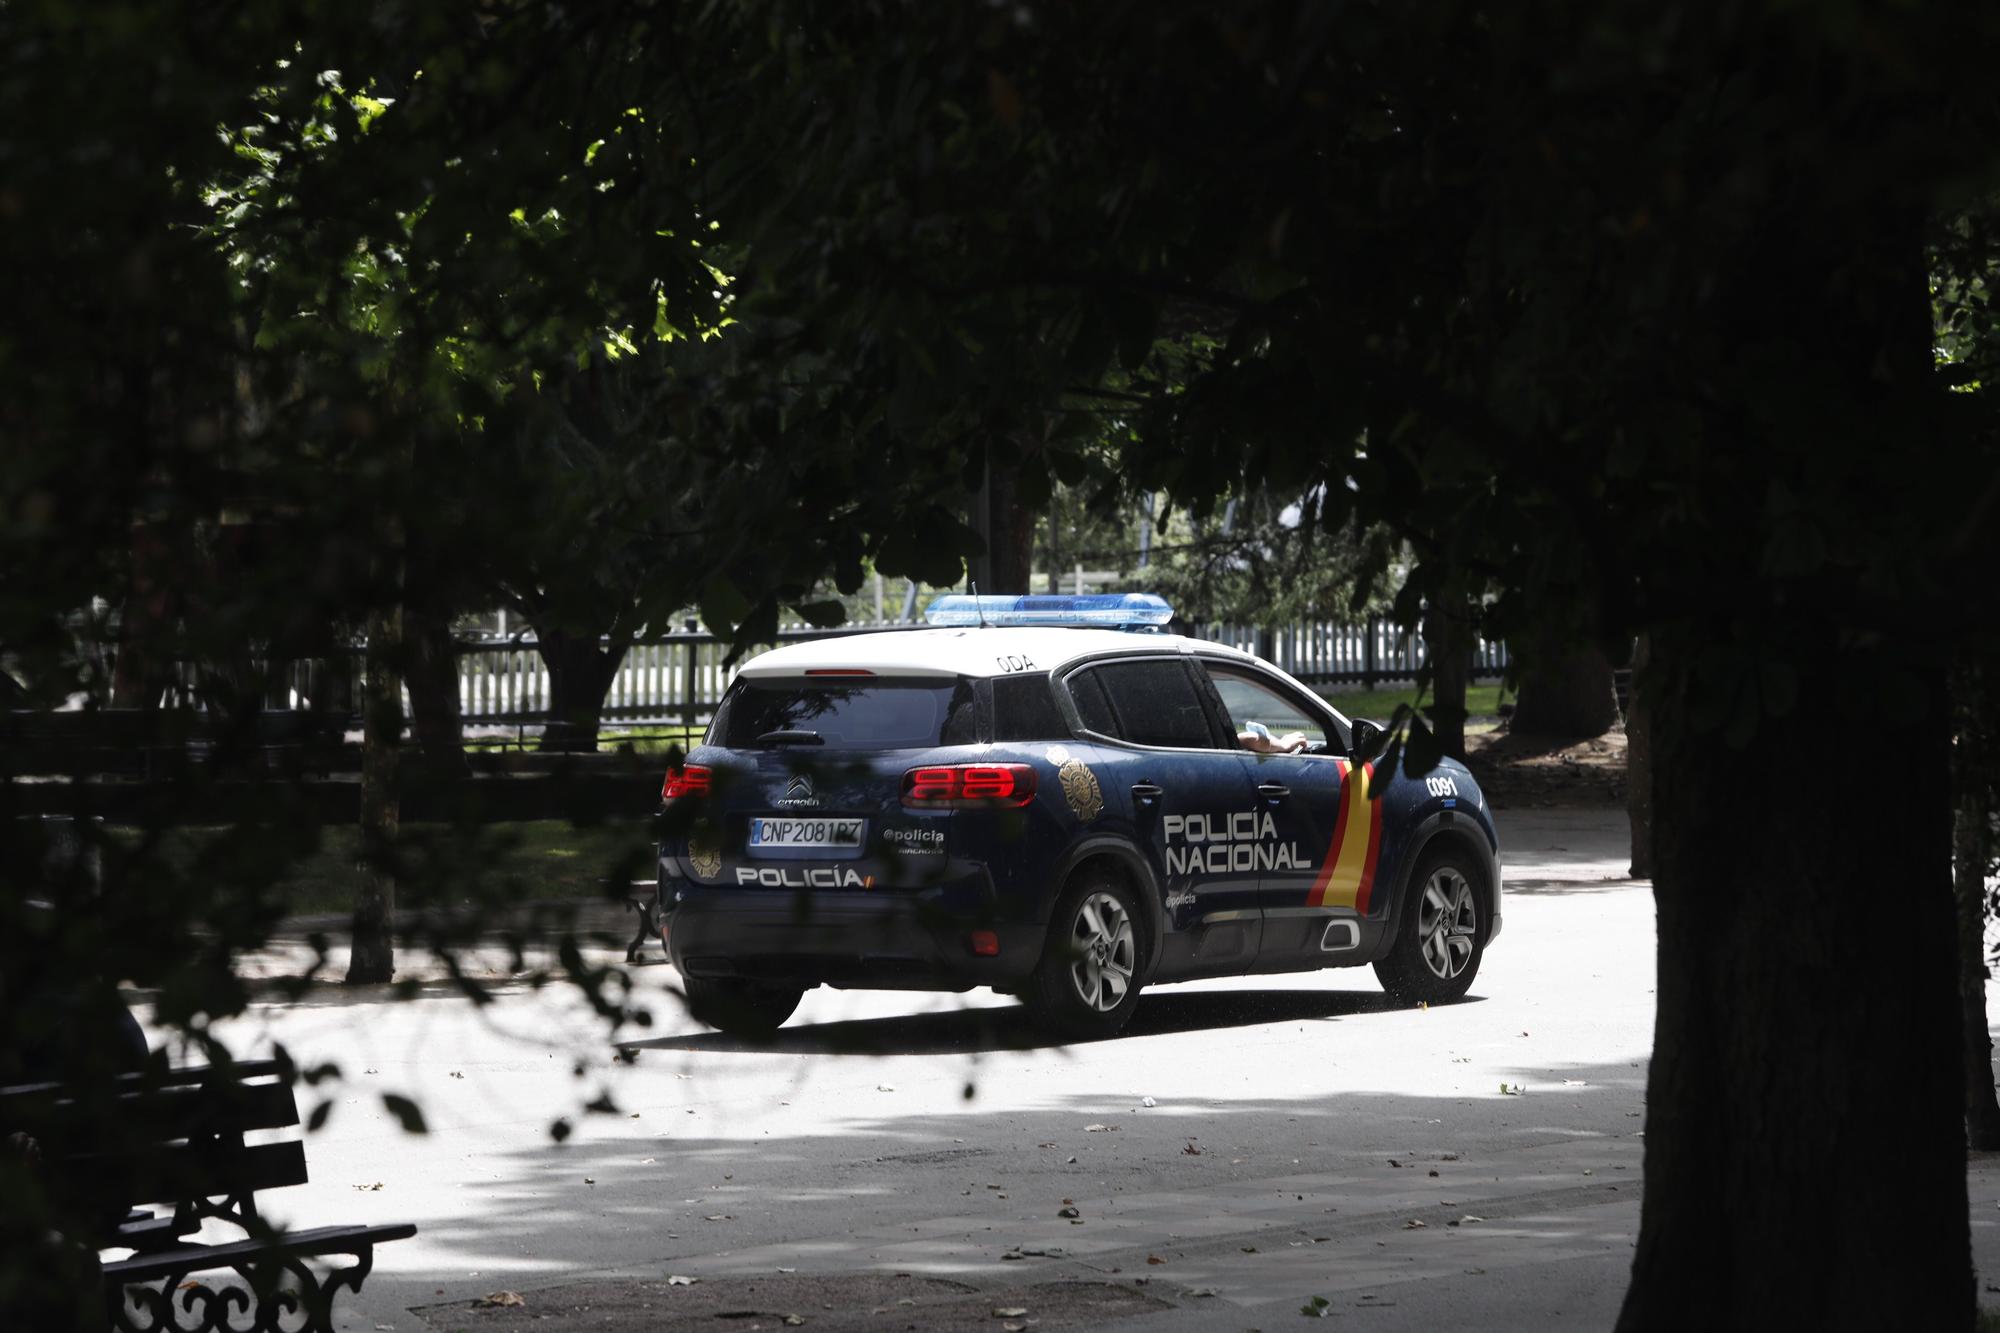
[1500,878,1645,896]
[381,1062,1649,1332]
[620,987,1484,1057]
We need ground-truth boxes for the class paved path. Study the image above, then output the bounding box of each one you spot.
[157,807,2000,1329]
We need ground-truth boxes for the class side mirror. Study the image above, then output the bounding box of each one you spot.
[1350,718,1387,761]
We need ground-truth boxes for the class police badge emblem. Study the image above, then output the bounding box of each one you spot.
[688,824,723,879]
[1046,745,1104,823]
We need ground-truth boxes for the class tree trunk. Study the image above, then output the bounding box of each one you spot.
[968,439,1035,595]
[346,606,402,985]
[1423,573,1472,761]
[536,626,627,753]
[1509,639,1619,738]
[1956,784,2000,1150]
[1954,660,2000,1150]
[1617,630,1968,1330]
[1626,633,1653,879]
[308,643,357,718]
[110,519,178,709]
[1045,503,1063,595]
[403,604,468,779]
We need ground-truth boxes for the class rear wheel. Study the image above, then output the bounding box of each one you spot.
[1023,871,1145,1039]
[682,977,804,1037]
[1374,846,1486,1005]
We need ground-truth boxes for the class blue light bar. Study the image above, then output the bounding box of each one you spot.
[924,593,1175,628]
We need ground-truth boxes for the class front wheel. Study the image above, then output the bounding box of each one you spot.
[682,977,804,1037]
[1373,847,1487,1005]
[1022,872,1145,1039]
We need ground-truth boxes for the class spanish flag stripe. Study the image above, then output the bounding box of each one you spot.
[1352,803,1384,915]
[1307,761,1352,908]
[1310,761,1378,911]
[1324,780,1372,910]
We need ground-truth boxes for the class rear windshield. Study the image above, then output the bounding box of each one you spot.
[711,677,980,750]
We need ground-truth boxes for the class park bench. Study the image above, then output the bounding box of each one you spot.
[0,1059,414,1332]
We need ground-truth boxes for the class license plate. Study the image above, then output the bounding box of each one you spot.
[749,816,865,849]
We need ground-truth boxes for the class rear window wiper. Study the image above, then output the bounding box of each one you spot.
[756,729,825,745]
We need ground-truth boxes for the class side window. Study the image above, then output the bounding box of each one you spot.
[1206,667,1330,752]
[1092,659,1222,749]
[1065,668,1119,737]
[991,675,1072,741]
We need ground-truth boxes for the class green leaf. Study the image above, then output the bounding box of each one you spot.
[738,600,780,649]
[794,598,847,628]
[699,575,753,635]
[1066,310,1115,386]
[879,513,974,587]
[1109,292,1158,373]
[1759,661,1798,718]
[1366,738,1403,800]
[1045,448,1089,486]
[1014,452,1054,508]
[382,1093,428,1135]
[1404,714,1443,776]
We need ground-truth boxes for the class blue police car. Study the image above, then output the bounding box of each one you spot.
[655,594,1501,1037]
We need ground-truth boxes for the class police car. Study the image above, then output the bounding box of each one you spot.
[655,594,1501,1038]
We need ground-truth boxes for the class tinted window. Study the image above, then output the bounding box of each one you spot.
[1207,668,1329,750]
[1065,669,1119,736]
[992,675,1071,741]
[713,677,978,750]
[1094,659,1220,749]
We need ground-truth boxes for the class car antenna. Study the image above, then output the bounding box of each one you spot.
[970,581,988,628]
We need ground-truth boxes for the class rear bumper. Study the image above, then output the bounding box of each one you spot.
[664,888,1044,990]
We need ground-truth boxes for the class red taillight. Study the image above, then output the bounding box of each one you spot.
[661,764,712,800]
[901,764,1037,808]
[805,668,875,676]
[969,929,1000,957]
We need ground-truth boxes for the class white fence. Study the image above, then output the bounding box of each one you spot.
[449,619,1510,727]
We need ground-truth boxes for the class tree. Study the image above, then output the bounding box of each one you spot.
[1625,635,1655,879]
[1506,640,1621,739]
[11,4,2000,1327]
[1953,663,2000,1148]
[695,5,1998,1324]
[1420,565,1476,762]
[0,0,994,1174]
[1144,490,1398,628]
[1935,210,2000,1149]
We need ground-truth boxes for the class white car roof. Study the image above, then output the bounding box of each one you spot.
[738,626,1261,680]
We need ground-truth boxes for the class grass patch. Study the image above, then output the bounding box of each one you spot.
[601,725,706,755]
[1320,681,1513,722]
[461,725,706,756]
[110,819,654,917]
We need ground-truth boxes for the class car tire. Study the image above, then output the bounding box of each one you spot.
[683,977,804,1037]
[1022,870,1145,1039]
[1373,844,1487,1005]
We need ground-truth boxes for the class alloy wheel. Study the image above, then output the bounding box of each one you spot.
[1067,890,1136,1012]
[1417,867,1478,981]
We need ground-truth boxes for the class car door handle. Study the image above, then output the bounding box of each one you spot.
[1131,782,1163,799]
[1256,781,1291,799]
